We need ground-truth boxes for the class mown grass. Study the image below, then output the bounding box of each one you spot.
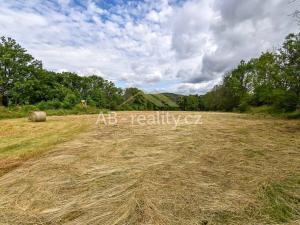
[0,115,97,176]
[0,112,299,224]
[260,176,300,223]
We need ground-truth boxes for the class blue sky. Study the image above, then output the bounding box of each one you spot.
[0,0,298,94]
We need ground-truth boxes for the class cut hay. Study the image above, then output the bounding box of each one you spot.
[28,111,47,122]
[0,112,299,224]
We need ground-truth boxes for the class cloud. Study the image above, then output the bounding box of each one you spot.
[197,0,299,83]
[171,0,216,59]
[0,0,298,94]
[172,78,221,95]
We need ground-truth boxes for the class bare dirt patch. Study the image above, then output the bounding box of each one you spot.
[0,112,299,224]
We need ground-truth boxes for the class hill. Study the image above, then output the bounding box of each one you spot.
[160,93,183,102]
[150,94,179,108]
[118,92,179,110]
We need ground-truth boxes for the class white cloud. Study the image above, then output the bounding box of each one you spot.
[0,0,298,94]
[146,10,160,22]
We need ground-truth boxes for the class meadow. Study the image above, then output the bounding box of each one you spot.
[0,112,299,224]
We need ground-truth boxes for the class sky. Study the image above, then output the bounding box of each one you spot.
[0,0,299,94]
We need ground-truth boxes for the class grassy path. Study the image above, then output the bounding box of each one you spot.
[0,112,299,224]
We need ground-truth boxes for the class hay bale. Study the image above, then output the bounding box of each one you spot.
[28,111,46,122]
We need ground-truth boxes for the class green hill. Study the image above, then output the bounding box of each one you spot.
[160,93,183,102]
[118,92,179,110]
[151,94,179,108]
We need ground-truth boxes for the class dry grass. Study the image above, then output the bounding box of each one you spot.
[0,112,299,224]
[0,115,95,176]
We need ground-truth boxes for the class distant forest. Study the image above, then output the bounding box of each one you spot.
[0,33,299,114]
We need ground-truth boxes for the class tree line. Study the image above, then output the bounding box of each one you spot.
[177,33,300,113]
[1,33,299,114]
[0,37,123,109]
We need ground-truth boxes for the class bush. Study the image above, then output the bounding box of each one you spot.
[286,109,300,119]
[37,99,62,110]
[238,101,249,112]
[73,103,86,111]
[271,90,298,112]
[87,97,96,107]
[21,104,38,112]
[238,95,251,112]
[248,105,273,114]
[63,93,79,109]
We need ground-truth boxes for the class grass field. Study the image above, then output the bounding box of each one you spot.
[0,115,96,176]
[0,112,299,224]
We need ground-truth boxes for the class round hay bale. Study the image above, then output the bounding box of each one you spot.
[28,111,47,122]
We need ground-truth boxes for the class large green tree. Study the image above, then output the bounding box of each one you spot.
[0,37,42,105]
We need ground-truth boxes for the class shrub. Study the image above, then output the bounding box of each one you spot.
[286,109,300,119]
[238,101,249,112]
[238,95,251,112]
[271,90,298,112]
[37,99,62,110]
[87,97,96,107]
[21,104,38,112]
[63,93,79,109]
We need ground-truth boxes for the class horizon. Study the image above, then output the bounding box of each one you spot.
[0,0,298,95]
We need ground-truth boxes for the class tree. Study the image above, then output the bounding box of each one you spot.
[177,96,187,110]
[279,33,300,96]
[176,95,206,111]
[250,52,280,105]
[123,87,141,100]
[0,37,42,105]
